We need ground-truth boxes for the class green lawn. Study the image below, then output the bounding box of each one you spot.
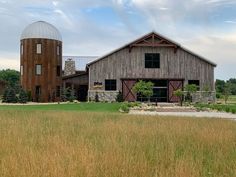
[0,102,122,112]
[217,95,236,104]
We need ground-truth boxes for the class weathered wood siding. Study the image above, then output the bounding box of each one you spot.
[20,38,62,102]
[89,47,215,91]
[63,74,88,86]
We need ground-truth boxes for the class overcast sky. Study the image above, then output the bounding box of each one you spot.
[0,0,236,80]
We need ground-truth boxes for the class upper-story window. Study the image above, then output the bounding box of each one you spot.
[145,53,160,68]
[20,65,23,76]
[57,45,60,55]
[188,80,200,90]
[35,64,42,75]
[36,44,42,54]
[21,44,23,55]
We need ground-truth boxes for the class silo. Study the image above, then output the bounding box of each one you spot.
[20,21,62,102]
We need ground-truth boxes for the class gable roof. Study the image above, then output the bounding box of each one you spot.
[87,31,217,67]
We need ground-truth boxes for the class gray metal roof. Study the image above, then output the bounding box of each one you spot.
[63,56,98,71]
[21,21,62,41]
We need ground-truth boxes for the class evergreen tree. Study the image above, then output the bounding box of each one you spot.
[18,89,28,103]
[69,88,76,102]
[6,88,17,103]
[61,87,76,102]
[116,91,124,102]
[2,88,8,103]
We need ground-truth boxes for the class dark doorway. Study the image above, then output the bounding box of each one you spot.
[35,85,41,102]
[137,79,168,102]
[77,85,88,102]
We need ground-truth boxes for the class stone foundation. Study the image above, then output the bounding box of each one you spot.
[88,90,215,103]
[186,91,216,103]
[88,90,119,102]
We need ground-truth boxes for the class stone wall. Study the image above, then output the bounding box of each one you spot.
[88,90,119,102]
[187,91,216,103]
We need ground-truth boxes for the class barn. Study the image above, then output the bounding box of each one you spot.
[83,31,217,103]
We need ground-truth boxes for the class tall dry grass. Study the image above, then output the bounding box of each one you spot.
[0,110,236,177]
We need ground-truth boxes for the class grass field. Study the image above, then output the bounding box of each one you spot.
[0,110,236,177]
[217,95,236,104]
[0,103,121,112]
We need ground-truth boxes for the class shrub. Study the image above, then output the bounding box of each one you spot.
[216,92,222,99]
[5,88,18,103]
[231,109,236,114]
[18,89,28,103]
[116,91,124,102]
[225,107,230,113]
[120,102,130,113]
[95,92,99,102]
[61,87,76,102]
[2,88,8,102]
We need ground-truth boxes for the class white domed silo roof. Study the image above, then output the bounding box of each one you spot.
[21,21,62,41]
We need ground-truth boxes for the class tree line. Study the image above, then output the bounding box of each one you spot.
[215,78,236,97]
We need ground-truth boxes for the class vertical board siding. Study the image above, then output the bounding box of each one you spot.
[89,46,215,91]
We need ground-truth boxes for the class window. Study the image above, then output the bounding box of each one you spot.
[56,86,60,97]
[21,44,23,55]
[35,64,42,75]
[145,53,160,68]
[36,44,42,54]
[57,46,60,55]
[188,80,200,90]
[20,65,23,76]
[56,65,61,76]
[105,80,116,91]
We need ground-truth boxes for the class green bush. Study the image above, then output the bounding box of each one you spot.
[120,102,130,113]
[116,91,124,102]
[5,88,18,103]
[225,107,230,113]
[216,92,222,99]
[2,88,8,103]
[18,89,28,103]
[231,109,236,114]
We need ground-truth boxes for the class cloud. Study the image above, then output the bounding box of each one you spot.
[225,20,236,24]
[0,0,235,80]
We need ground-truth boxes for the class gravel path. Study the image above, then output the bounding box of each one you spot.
[129,110,236,120]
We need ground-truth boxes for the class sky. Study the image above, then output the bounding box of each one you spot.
[0,0,236,80]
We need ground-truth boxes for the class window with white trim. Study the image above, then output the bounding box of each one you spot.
[35,64,42,75]
[36,44,42,54]
[20,65,23,76]
[57,45,60,55]
[21,44,23,55]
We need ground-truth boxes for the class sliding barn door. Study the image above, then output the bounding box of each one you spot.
[168,80,183,102]
[122,80,137,102]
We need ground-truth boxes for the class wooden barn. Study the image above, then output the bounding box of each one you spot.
[84,32,217,102]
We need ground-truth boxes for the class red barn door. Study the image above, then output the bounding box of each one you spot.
[168,80,183,102]
[122,80,137,102]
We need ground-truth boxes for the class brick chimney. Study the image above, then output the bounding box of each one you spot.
[64,58,76,76]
